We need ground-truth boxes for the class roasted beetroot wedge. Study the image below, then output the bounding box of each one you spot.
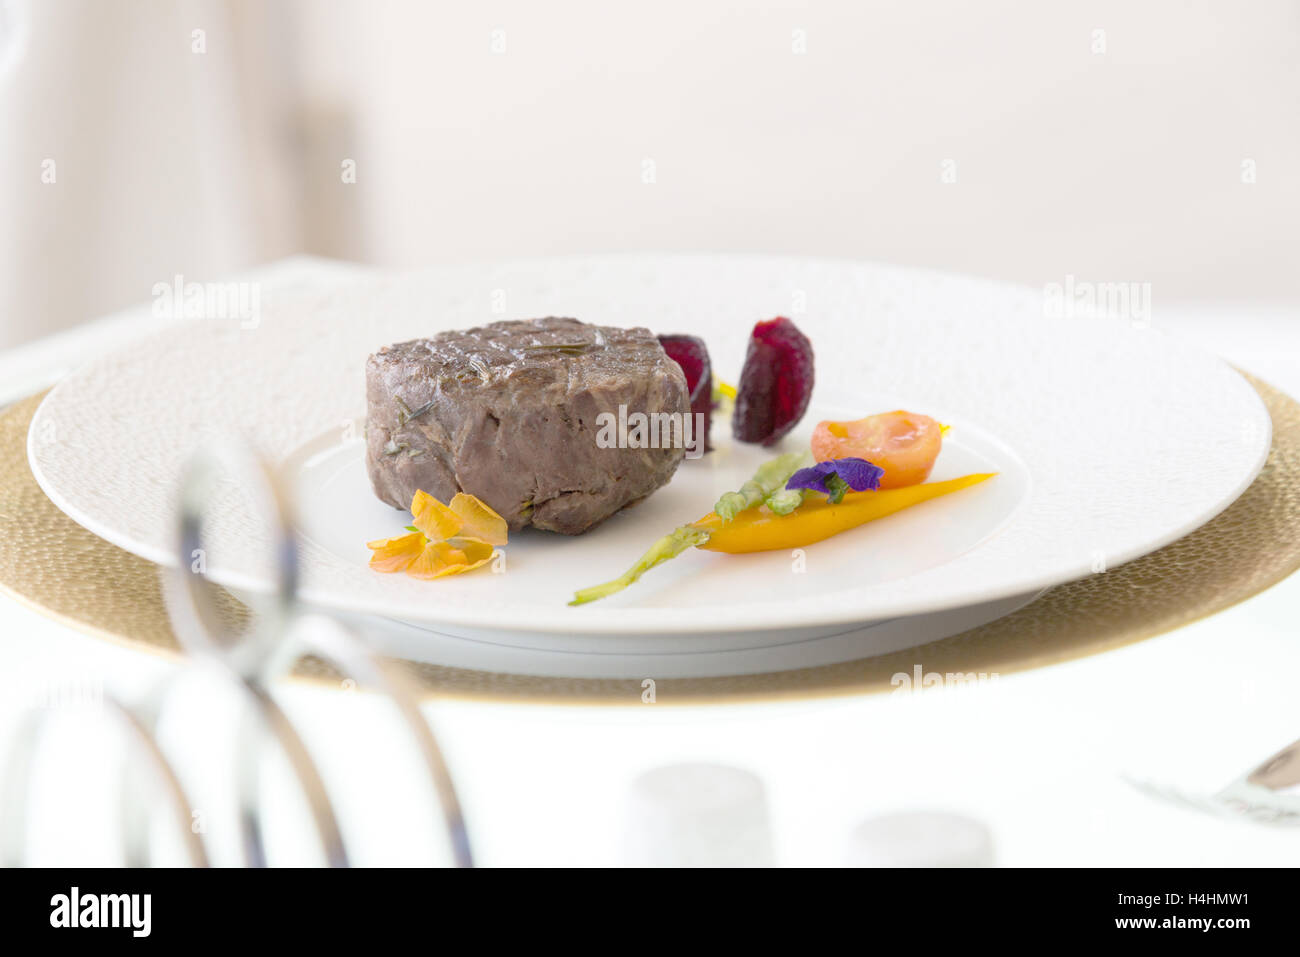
[731,316,814,446]
[657,333,713,451]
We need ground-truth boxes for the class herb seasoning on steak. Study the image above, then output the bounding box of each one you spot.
[365,317,691,535]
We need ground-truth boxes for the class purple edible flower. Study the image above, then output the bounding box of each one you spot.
[786,457,884,503]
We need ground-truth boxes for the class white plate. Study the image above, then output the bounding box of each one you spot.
[310,589,1046,679]
[29,254,1270,639]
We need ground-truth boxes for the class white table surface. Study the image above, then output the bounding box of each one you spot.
[2,258,1298,867]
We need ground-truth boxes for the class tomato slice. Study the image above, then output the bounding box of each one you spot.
[810,410,943,489]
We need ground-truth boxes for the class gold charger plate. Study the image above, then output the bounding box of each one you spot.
[4,376,1299,705]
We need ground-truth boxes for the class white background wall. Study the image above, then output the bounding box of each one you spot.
[2,0,1297,347]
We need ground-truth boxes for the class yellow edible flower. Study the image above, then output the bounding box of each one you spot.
[367,490,507,579]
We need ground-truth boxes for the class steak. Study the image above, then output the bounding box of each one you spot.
[365,317,691,534]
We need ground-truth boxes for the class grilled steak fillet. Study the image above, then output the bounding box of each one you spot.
[365,317,690,534]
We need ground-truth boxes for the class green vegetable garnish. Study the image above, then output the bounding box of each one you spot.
[713,452,811,521]
[763,487,806,515]
[569,525,712,605]
[823,474,852,505]
[570,451,811,605]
